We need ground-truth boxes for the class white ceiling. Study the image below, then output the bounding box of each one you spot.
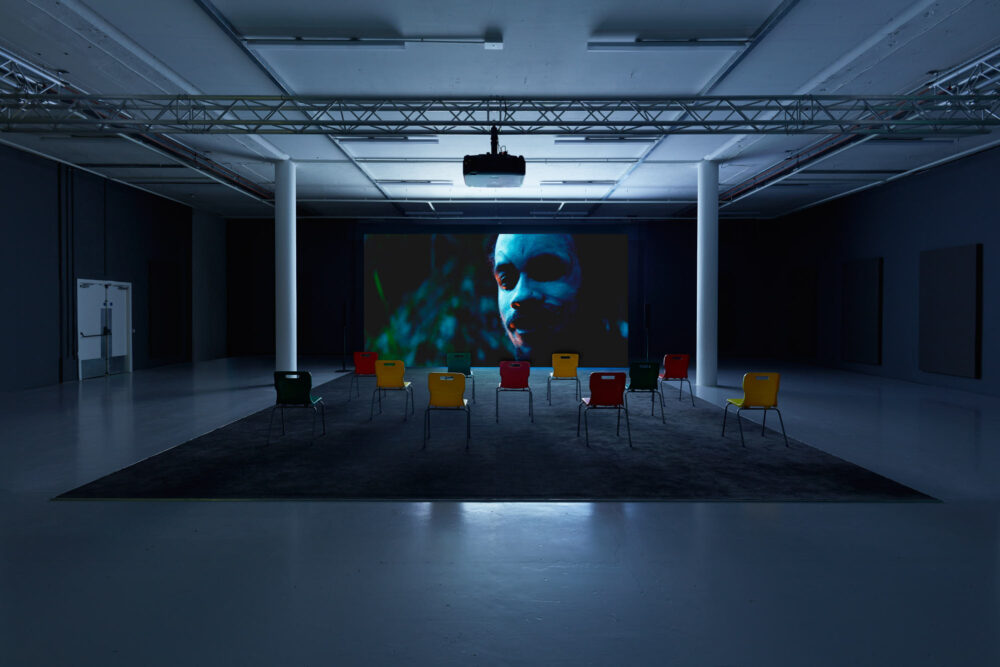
[1,0,999,221]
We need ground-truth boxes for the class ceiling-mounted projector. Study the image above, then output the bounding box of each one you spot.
[463,125,525,187]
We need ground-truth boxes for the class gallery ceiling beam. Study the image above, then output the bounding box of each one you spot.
[2,94,999,136]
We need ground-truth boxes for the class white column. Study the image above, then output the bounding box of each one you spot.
[275,160,297,372]
[696,160,719,387]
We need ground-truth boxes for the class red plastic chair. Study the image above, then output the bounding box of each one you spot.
[496,361,533,423]
[577,372,631,448]
[659,354,695,406]
[349,351,378,399]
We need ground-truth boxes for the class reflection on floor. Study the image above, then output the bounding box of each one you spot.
[1,357,998,666]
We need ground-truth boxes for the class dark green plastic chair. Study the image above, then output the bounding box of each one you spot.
[268,371,326,443]
[446,352,475,402]
[625,361,665,423]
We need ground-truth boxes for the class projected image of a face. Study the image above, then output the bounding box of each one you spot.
[364,233,627,366]
[493,233,582,359]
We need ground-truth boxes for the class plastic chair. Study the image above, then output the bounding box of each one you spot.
[446,352,475,402]
[424,372,470,448]
[496,360,533,423]
[659,354,695,406]
[577,372,631,448]
[349,351,378,400]
[722,372,789,447]
[626,361,665,423]
[268,371,325,443]
[547,353,581,405]
[370,360,415,421]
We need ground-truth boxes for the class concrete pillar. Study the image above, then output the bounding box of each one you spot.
[696,160,718,387]
[275,160,297,372]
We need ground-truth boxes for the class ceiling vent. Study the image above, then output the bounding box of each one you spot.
[462,125,525,187]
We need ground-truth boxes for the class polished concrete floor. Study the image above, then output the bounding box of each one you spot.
[1,357,998,666]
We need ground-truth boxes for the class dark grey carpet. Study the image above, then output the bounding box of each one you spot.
[58,368,933,502]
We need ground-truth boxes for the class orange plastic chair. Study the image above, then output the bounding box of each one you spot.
[547,353,581,404]
[722,372,789,447]
[349,351,378,400]
[577,372,631,448]
[369,360,414,421]
[659,354,694,406]
[496,360,533,423]
[424,372,470,448]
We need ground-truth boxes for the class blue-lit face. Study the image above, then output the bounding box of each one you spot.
[493,234,582,358]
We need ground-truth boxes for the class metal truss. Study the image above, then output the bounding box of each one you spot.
[1,94,999,136]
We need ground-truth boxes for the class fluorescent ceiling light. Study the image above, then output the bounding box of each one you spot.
[405,210,463,216]
[540,180,617,186]
[554,135,658,143]
[375,179,453,185]
[246,37,405,49]
[587,38,750,52]
[244,36,502,50]
[336,136,439,143]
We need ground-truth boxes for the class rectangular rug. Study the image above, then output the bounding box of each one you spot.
[57,368,934,502]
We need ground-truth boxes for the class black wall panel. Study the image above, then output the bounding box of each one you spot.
[0,143,202,391]
[918,244,982,378]
[0,146,60,390]
[841,257,883,365]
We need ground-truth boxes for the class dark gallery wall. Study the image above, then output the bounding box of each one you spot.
[0,142,222,391]
[0,145,60,391]
[193,210,228,362]
[770,144,1000,396]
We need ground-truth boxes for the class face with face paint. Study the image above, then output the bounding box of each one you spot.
[492,233,582,359]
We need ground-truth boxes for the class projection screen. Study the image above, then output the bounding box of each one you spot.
[364,233,628,366]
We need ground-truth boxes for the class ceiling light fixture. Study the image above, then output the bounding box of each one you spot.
[244,36,502,50]
[336,135,439,143]
[374,179,453,185]
[554,135,659,143]
[587,38,750,52]
[540,180,617,186]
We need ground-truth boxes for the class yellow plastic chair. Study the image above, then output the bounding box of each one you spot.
[370,360,415,421]
[424,372,470,449]
[722,372,789,447]
[547,353,581,404]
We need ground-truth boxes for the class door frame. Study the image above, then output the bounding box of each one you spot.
[76,279,133,380]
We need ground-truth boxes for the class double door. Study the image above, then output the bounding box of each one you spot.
[77,279,132,380]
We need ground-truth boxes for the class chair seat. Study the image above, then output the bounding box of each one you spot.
[380,381,412,389]
[727,397,744,407]
[431,398,469,409]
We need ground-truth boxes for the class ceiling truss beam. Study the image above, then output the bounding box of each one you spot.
[2,94,998,136]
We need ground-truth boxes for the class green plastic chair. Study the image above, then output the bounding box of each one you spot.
[268,371,326,443]
[626,361,665,423]
[446,352,475,402]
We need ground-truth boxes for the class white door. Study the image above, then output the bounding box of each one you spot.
[77,280,132,379]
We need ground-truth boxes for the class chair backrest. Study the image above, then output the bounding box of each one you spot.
[428,372,466,407]
[446,352,472,375]
[628,362,659,391]
[274,371,313,405]
[551,353,579,378]
[661,353,690,379]
[741,372,780,408]
[588,372,626,407]
[354,351,378,375]
[375,360,406,388]
[499,360,531,388]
